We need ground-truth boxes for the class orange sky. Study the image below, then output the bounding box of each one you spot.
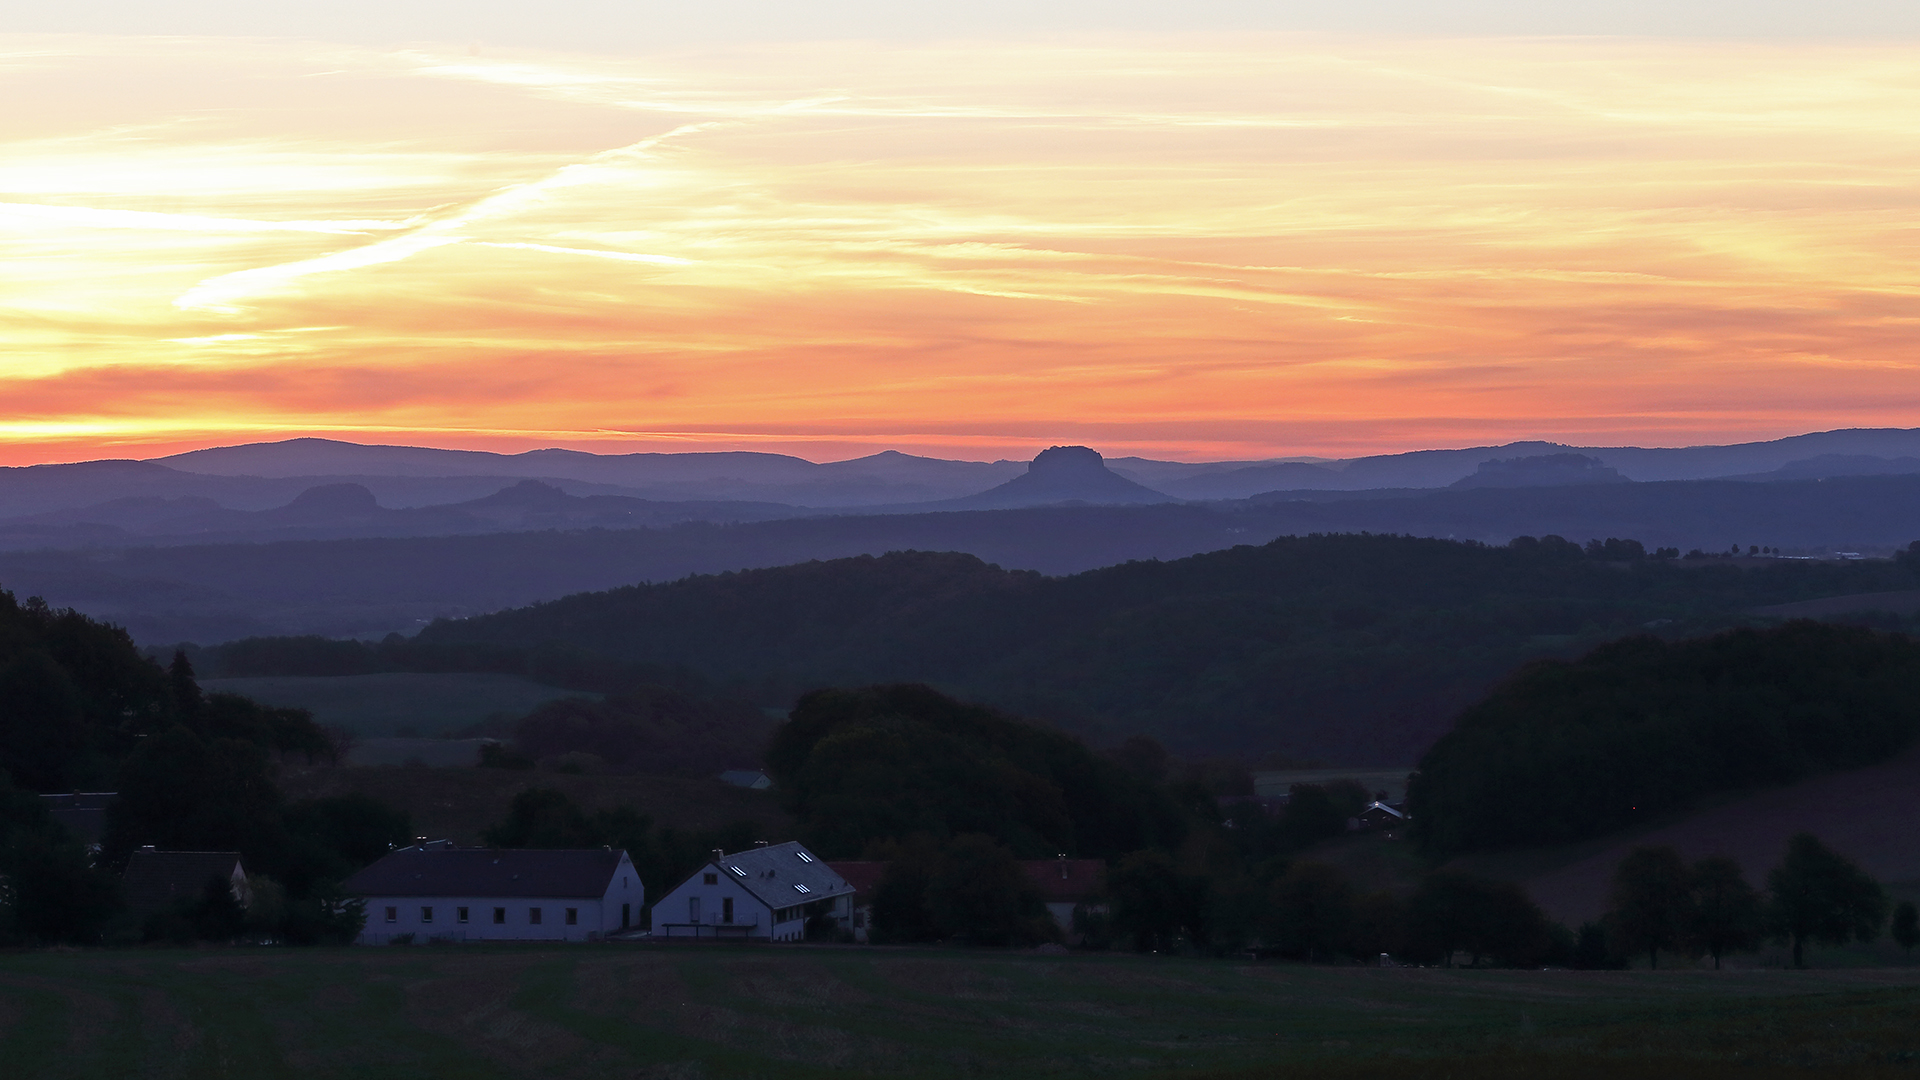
[4,33,1920,466]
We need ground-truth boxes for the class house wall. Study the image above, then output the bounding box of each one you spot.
[1043,901,1077,932]
[651,862,776,940]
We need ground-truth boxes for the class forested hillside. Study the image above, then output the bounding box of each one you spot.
[1408,621,1920,857]
[222,533,1920,763]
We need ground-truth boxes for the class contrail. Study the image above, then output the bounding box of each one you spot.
[173,122,721,313]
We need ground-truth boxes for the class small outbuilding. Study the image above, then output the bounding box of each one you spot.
[653,841,853,941]
[120,847,250,916]
[343,845,641,944]
[1022,857,1106,938]
[1355,801,1409,831]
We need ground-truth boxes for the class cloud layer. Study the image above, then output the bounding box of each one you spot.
[3,35,1919,463]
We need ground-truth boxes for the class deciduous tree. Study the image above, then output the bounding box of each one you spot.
[1892,901,1919,959]
[1608,846,1694,969]
[1766,833,1888,969]
[1687,856,1762,970]
[1264,861,1355,962]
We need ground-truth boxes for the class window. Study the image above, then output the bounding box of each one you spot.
[493,908,506,924]
[384,906,397,923]
[794,884,810,894]
[703,872,718,885]
[722,897,733,924]
[565,908,578,925]
[529,907,542,925]
[728,865,745,877]
[457,907,470,924]
[421,906,434,923]
[796,851,815,863]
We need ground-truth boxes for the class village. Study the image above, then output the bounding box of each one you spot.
[47,783,1412,948]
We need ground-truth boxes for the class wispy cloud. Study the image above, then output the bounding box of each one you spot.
[5,34,1920,463]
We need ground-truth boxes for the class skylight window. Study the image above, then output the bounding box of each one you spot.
[796,851,814,863]
[794,884,810,893]
[729,866,746,876]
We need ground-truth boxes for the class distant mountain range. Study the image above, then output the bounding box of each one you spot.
[7,429,1920,545]
[8,428,1920,645]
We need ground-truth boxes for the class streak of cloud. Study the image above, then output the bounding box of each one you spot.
[4,34,1920,464]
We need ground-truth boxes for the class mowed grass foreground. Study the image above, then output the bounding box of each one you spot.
[4,946,1920,1080]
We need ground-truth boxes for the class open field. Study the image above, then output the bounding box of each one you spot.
[279,765,795,843]
[203,673,597,737]
[3,946,1920,1079]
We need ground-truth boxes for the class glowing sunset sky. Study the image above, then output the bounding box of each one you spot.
[5,13,1920,464]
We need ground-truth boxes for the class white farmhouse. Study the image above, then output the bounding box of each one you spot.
[652,841,853,942]
[344,844,642,944]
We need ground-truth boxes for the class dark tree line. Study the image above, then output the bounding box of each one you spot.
[1606,835,1892,969]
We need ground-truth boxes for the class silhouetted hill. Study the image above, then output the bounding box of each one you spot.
[398,536,1920,764]
[155,439,1024,506]
[1450,454,1628,489]
[936,445,1173,508]
[0,479,803,549]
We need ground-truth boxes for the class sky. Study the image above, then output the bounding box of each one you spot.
[4,2,1920,465]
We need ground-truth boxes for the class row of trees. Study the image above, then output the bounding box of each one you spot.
[1608,835,1918,969]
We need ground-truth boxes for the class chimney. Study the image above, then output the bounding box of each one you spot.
[754,840,769,847]
[1058,853,1068,879]
[712,848,725,864]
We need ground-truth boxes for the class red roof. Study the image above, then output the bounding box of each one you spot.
[826,860,888,898]
[829,858,1104,904]
[1021,859,1104,903]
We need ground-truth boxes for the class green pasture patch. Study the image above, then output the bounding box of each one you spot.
[2,947,1919,1080]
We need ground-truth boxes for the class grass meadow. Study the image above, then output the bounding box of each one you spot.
[3,945,1919,1079]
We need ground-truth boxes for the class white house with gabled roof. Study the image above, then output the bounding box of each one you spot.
[652,841,853,942]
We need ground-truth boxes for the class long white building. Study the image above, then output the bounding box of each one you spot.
[344,844,642,944]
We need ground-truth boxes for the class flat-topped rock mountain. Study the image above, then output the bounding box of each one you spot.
[939,446,1175,509]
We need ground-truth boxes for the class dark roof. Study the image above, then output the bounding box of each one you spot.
[41,792,115,811]
[121,850,244,914]
[1021,859,1104,904]
[706,842,852,910]
[342,847,629,899]
[43,793,115,844]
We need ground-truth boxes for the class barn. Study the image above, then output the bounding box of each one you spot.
[344,843,642,944]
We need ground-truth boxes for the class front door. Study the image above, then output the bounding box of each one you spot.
[722,897,734,924]
[621,903,630,929]
[689,896,701,923]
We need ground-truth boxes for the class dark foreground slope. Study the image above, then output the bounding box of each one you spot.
[398,536,1920,763]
